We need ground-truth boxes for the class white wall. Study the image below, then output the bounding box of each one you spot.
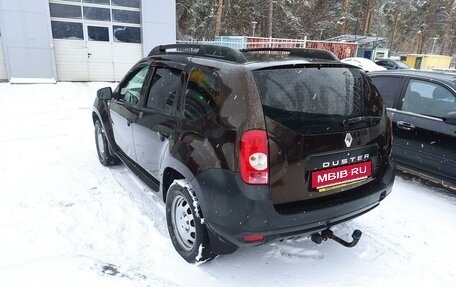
[141,0,176,57]
[0,42,7,80]
[0,13,7,80]
[0,0,56,82]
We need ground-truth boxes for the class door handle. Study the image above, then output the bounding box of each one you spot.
[127,118,133,126]
[158,131,169,141]
[396,121,415,131]
[88,53,92,58]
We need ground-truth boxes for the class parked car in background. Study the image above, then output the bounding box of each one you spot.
[92,44,395,263]
[370,70,456,186]
[341,57,387,72]
[375,59,410,70]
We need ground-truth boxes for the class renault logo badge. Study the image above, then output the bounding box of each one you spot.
[345,133,353,147]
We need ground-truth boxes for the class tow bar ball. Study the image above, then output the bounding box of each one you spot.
[311,229,363,248]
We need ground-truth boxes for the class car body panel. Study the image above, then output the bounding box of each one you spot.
[389,110,456,181]
[110,101,138,160]
[191,162,394,249]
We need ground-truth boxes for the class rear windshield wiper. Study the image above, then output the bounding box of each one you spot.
[342,116,382,126]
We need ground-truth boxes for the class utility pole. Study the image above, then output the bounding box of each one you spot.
[430,37,438,54]
[268,0,273,38]
[251,21,257,37]
[214,0,223,36]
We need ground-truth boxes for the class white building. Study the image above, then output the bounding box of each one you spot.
[0,0,176,83]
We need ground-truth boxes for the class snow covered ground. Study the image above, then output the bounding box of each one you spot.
[0,82,455,287]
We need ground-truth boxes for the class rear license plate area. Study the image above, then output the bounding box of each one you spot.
[311,161,372,192]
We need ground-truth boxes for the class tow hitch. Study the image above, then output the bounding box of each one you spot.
[311,229,362,248]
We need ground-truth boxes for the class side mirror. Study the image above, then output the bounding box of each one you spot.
[97,87,112,100]
[443,112,456,126]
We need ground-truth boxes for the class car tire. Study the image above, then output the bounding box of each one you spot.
[166,180,216,264]
[94,119,119,166]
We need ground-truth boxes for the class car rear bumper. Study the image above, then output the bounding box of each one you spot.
[190,161,395,254]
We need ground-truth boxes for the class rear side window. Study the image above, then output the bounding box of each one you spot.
[371,76,404,107]
[401,79,456,118]
[146,67,181,115]
[184,68,220,120]
[253,67,383,134]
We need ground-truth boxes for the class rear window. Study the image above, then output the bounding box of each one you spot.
[253,67,383,134]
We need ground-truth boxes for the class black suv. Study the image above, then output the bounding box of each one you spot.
[370,70,456,186]
[92,44,395,263]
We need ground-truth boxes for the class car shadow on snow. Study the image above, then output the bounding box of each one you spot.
[395,169,456,197]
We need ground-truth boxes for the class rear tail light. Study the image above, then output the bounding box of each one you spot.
[243,234,264,243]
[240,129,269,184]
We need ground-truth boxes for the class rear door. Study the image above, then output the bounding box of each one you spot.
[392,78,456,180]
[252,65,389,206]
[110,65,150,160]
[132,63,183,180]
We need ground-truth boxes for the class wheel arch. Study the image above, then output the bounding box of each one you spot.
[162,167,185,203]
[92,97,116,153]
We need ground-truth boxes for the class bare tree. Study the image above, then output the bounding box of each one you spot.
[174,0,456,56]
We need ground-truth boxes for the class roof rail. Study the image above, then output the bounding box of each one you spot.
[148,44,248,63]
[240,48,339,61]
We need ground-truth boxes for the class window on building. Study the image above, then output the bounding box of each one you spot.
[51,21,83,40]
[83,0,110,4]
[111,0,141,8]
[49,3,82,19]
[184,69,220,120]
[112,9,140,24]
[49,0,141,43]
[119,66,150,105]
[113,26,141,43]
[83,7,111,21]
[146,67,181,115]
[88,26,109,41]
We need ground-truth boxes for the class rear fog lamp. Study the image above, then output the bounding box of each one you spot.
[243,234,265,243]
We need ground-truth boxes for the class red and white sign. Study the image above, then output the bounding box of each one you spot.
[311,161,372,189]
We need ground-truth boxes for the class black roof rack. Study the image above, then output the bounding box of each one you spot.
[240,48,340,61]
[148,44,248,63]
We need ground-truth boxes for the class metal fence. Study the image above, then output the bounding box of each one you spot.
[177,36,358,59]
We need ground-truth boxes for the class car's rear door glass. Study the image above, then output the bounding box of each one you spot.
[401,79,456,118]
[253,66,383,134]
[184,68,220,120]
[146,67,181,115]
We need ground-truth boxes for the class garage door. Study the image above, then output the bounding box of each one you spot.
[49,0,142,82]
[0,32,7,80]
